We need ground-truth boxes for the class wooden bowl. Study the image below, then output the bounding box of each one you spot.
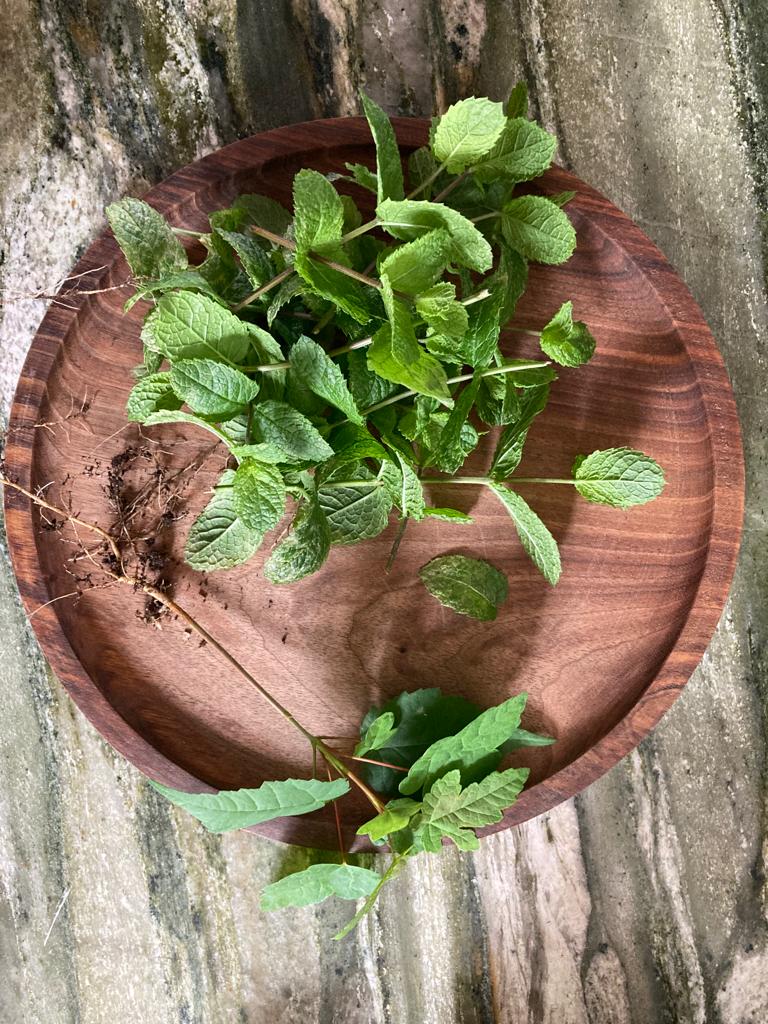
[3,118,744,850]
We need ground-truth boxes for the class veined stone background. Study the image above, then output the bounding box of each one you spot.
[0,1,766,1021]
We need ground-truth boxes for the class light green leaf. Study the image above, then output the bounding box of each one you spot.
[142,291,252,364]
[432,97,506,173]
[488,484,561,585]
[261,863,381,911]
[149,776,348,832]
[506,81,529,119]
[185,470,264,570]
[318,478,393,544]
[539,301,596,367]
[501,195,576,265]
[399,693,528,795]
[263,495,331,584]
[232,460,286,534]
[251,400,334,463]
[430,377,482,474]
[474,118,556,183]
[572,448,666,508]
[293,250,373,324]
[106,197,188,280]
[396,454,425,520]
[289,335,363,424]
[415,282,469,339]
[292,168,345,253]
[360,91,405,203]
[230,443,291,465]
[379,229,451,294]
[407,146,438,197]
[126,372,182,421]
[356,798,422,842]
[489,384,550,479]
[418,766,529,852]
[142,408,230,444]
[355,712,397,757]
[377,198,493,272]
[423,507,474,524]
[419,553,508,623]
[170,359,259,418]
[343,162,378,193]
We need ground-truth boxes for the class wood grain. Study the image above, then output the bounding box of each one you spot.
[3,117,744,850]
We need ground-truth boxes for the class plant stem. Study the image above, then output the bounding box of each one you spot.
[406,162,447,199]
[336,752,408,773]
[507,478,576,484]
[432,169,470,203]
[419,476,490,485]
[171,227,207,238]
[461,288,491,306]
[471,211,501,224]
[238,337,373,376]
[327,763,348,864]
[231,266,293,313]
[319,479,382,490]
[340,217,379,244]
[506,324,542,336]
[385,516,409,573]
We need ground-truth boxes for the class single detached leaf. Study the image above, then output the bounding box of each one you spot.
[150,776,348,832]
[501,195,576,265]
[263,495,331,584]
[490,384,550,479]
[185,470,264,570]
[488,484,561,585]
[572,448,666,508]
[232,459,286,534]
[126,372,182,421]
[538,301,596,367]
[419,553,508,623]
[360,91,405,203]
[377,198,493,273]
[418,766,529,852]
[399,693,528,796]
[261,863,380,911]
[142,291,252,363]
[251,400,334,463]
[289,335,363,424]
[415,282,469,339]
[292,168,345,253]
[355,712,397,757]
[170,359,259,418]
[318,478,393,544]
[106,197,188,279]
[474,118,556,183]
[432,97,507,173]
[356,798,422,842]
[423,507,474,524]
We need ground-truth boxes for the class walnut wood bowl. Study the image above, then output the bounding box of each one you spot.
[3,118,744,850]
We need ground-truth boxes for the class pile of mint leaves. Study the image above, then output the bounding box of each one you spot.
[105,85,666,937]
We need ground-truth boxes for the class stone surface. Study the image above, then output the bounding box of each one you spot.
[0,1,766,1021]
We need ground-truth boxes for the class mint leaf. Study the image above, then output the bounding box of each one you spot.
[423,507,474,524]
[125,270,222,310]
[415,282,469,339]
[417,766,529,852]
[464,285,506,368]
[150,776,348,832]
[474,118,556,183]
[360,91,405,203]
[106,197,187,279]
[572,448,665,508]
[126,372,182,421]
[490,384,550,478]
[230,443,290,465]
[343,162,378,193]
[318,477,392,544]
[356,798,422,842]
[539,301,596,367]
[170,359,259,418]
[289,335,363,424]
[396,454,425,520]
[142,408,231,444]
[501,196,576,265]
[239,194,292,239]
[432,97,506,173]
[215,229,274,287]
[488,484,561,585]
[232,460,286,533]
[252,400,334,463]
[377,198,493,273]
[419,553,508,622]
[399,693,528,795]
[476,373,520,427]
[347,348,402,408]
[293,251,373,324]
[506,81,529,119]
[185,470,264,570]
[355,712,397,756]
[430,377,482,474]
[292,168,345,253]
[494,243,528,322]
[261,863,380,911]
[408,146,439,197]
[142,291,252,364]
[379,229,451,294]
[263,495,331,583]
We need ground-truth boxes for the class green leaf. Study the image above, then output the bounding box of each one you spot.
[399,693,528,796]
[149,776,348,832]
[288,335,363,424]
[379,229,451,295]
[415,282,469,339]
[572,448,666,508]
[490,384,550,479]
[126,372,182,421]
[432,97,507,173]
[418,411,479,469]
[185,470,264,570]
[396,454,425,520]
[501,195,576,265]
[493,243,528,322]
[408,146,438,197]
[429,377,482,474]
[343,162,378,193]
[106,197,188,280]
[506,81,529,119]
[232,460,286,534]
[463,285,506,368]
[488,484,561,585]
[360,91,405,203]
[125,270,222,310]
[419,553,508,622]
[215,229,274,287]
[377,198,493,273]
[356,798,422,842]
[230,443,290,465]
[538,301,596,367]
[423,507,474,524]
[476,373,520,427]
[142,408,230,444]
[261,863,381,911]
[293,250,373,324]
[417,766,529,852]
[292,168,345,253]
[548,190,576,207]
[169,359,259,418]
[142,291,252,364]
[251,400,334,463]
[237,194,292,239]
[474,118,556,183]
[355,712,397,757]
[317,478,392,544]
[347,348,402,409]
[263,495,331,584]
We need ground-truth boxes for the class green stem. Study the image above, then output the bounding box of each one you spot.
[231,266,293,312]
[506,477,575,484]
[432,169,470,203]
[333,851,411,941]
[319,479,383,490]
[420,476,490,485]
[471,211,501,224]
[171,227,207,238]
[340,217,379,244]
[406,161,448,199]
[506,325,542,336]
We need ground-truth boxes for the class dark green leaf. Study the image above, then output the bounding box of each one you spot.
[360,91,405,203]
[252,400,334,463]
[170,359,259,418]
[106,197,187,279]
[489,384,550,479]
[263,495,331,583]
[419,553,508,622]
[488,483,561,585]
[506,81,529,119]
